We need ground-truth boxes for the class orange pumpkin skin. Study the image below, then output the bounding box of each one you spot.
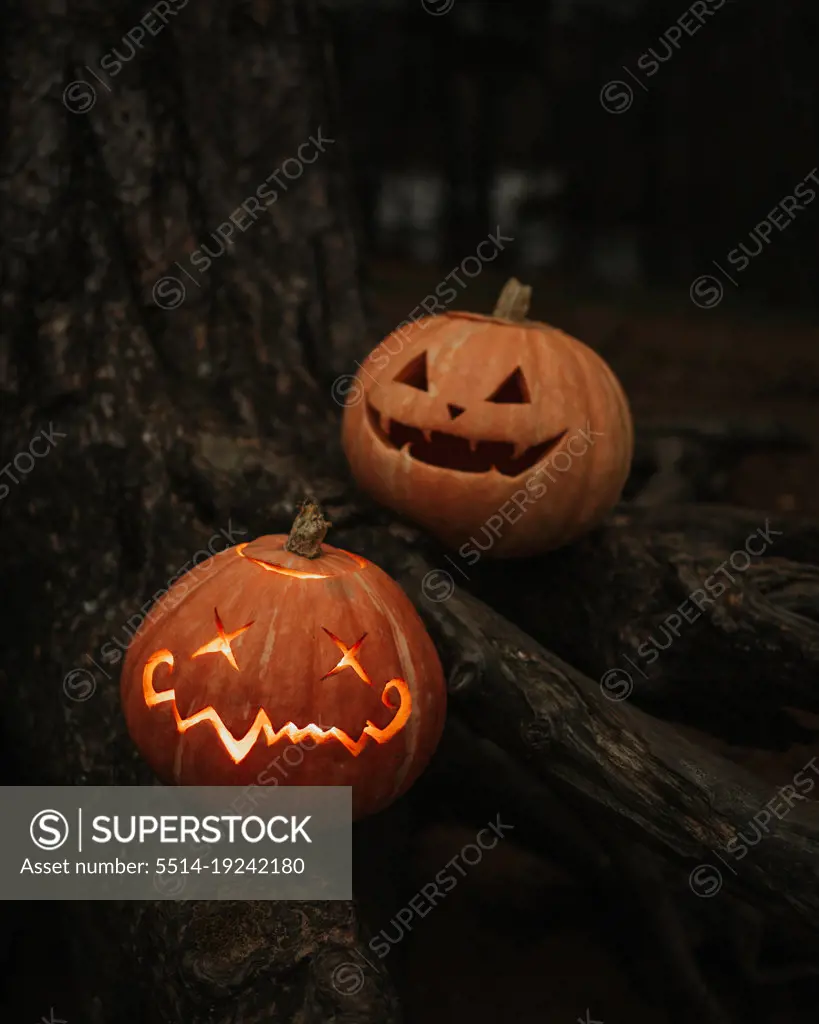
[120,535,446,820]
[342,310,633,557]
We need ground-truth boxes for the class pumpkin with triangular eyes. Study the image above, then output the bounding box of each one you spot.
[342,279,633,558]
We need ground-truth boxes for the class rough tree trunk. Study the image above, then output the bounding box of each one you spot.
[0,2,391,1022]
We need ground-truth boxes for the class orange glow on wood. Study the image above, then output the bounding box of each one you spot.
[191,608,253,670]
[320,629,371,685]
[142,649,411,762]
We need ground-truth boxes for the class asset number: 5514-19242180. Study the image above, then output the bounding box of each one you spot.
[154,857,305,874]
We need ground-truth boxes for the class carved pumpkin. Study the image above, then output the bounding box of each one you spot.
[342,279,633,558]
[120,503,446,820]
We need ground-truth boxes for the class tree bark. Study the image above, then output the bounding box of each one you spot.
[0,2,388,1022]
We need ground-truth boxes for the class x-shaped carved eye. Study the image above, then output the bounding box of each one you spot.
[192,608,254,670]
[187,612,374,690]
[321,628,371,685]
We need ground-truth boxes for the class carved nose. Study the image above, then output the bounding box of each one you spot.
[447,403,466,420]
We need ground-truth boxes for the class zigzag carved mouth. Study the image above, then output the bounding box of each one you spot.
[366,402,566,476]
[143,649,411,762]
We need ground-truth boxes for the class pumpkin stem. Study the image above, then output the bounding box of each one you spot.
[492,277,532,321]
[284,499,332,559]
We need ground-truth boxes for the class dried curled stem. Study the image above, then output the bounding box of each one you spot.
[284,499,332,559]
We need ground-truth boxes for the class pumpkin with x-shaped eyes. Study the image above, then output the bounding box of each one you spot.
[342,279,633,557]
[120,504,446,820]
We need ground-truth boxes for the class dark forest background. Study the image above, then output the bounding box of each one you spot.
[330,0,819,310]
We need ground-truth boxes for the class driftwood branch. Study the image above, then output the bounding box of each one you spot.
[390,549,819,934]
[301,505,818,947]
[465,503,819,748]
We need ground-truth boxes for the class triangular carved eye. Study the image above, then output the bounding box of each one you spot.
[487,367,530,403]
[394,352,429,391]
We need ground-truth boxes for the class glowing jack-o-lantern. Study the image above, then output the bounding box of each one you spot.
[342,278,633,557]
[120,503,446,819]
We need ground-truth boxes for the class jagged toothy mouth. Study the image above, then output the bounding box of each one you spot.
[366,402,567,476]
